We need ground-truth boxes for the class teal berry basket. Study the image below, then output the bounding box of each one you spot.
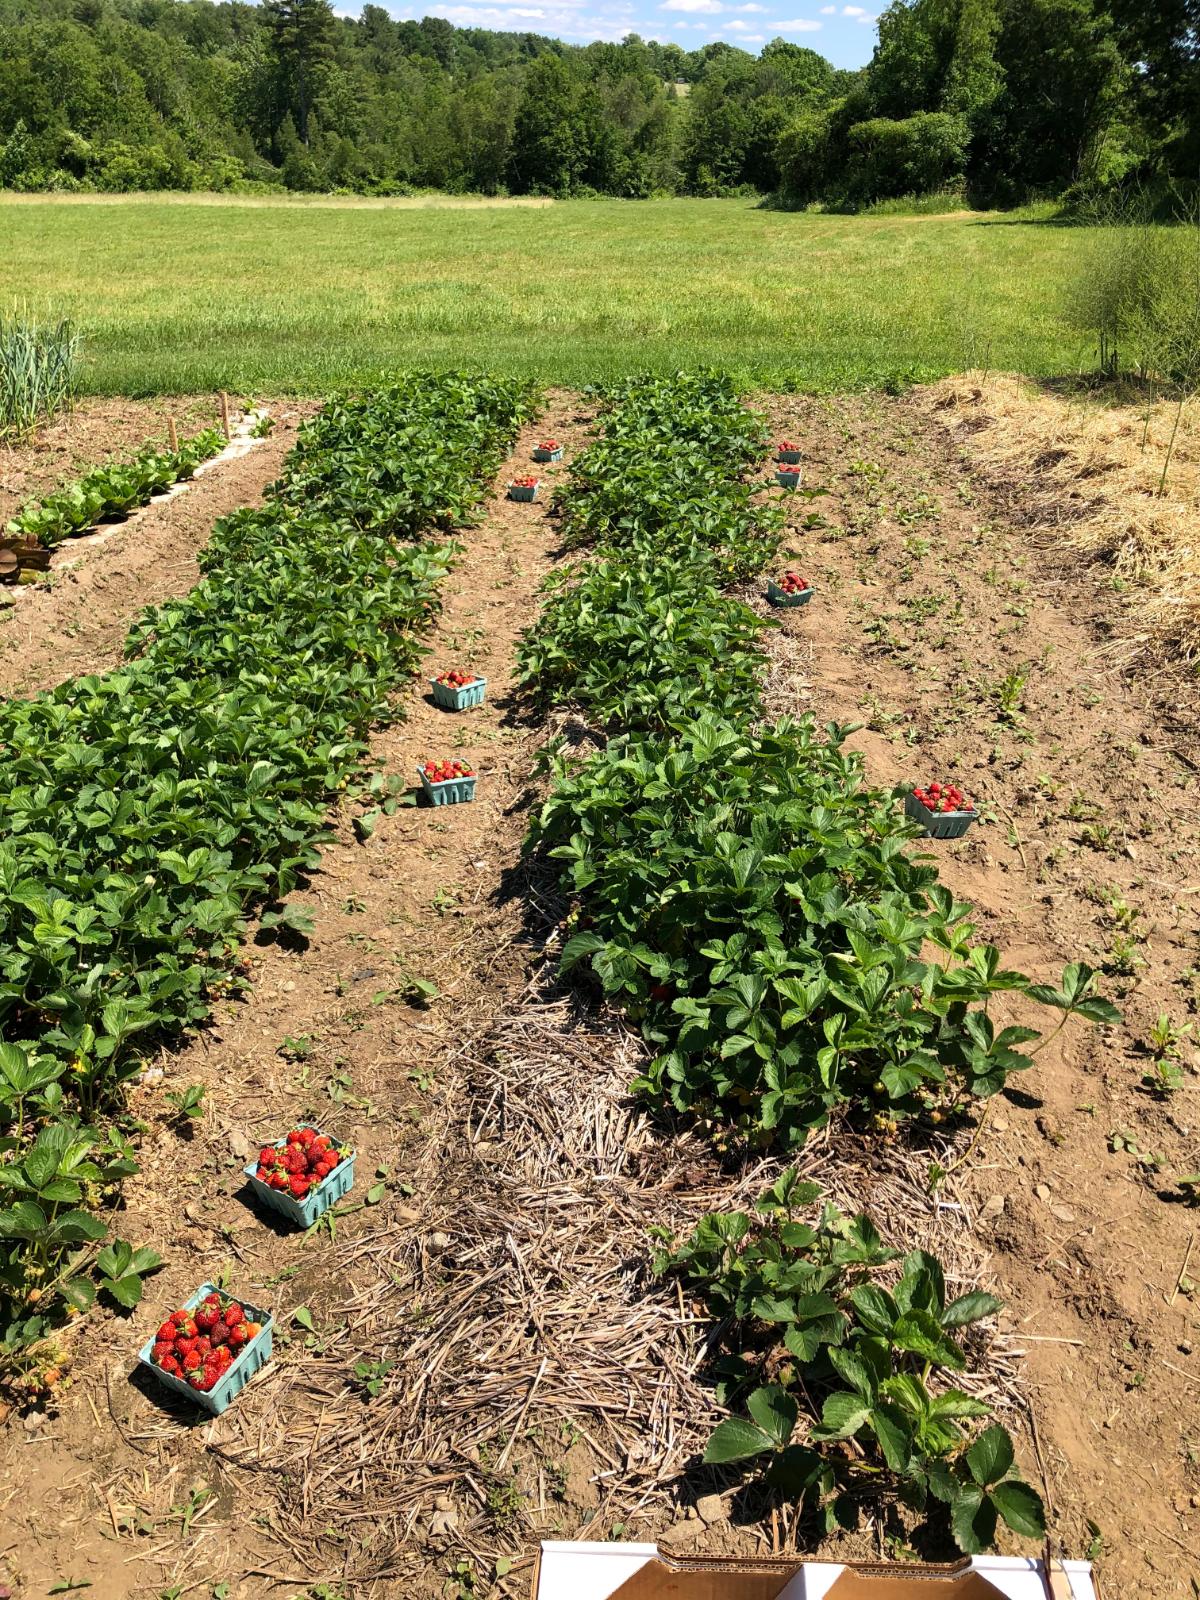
[766,580,814,609]
[776,448,802,464]
[532,445,563,463]
[776,467,803,488]
[418,765,478,806]
[508,482,539,502]
[430,675,487,711]
[904,791,978,840]
[138,1283,274,1417]
[243,1125,355,1230]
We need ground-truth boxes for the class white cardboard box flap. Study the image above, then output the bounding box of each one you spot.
[533,1543,1097,1600]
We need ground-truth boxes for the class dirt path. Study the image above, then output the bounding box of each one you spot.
[0,405,312,699]
[756,390,1200,1596]
[0,394,592,1600]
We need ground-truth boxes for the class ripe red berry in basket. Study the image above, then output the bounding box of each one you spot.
[223,1302,244,1328]
[540,439,558,449]
[159,1353,182,1376]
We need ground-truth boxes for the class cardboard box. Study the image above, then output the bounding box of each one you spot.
[532,1543,1097,1600]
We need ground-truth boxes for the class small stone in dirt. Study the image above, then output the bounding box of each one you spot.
[1179,1341,1193,1355]
[991,1114,1009,1132]
[1035,1183,1052,1202]
[695,1493,726,1526]
[429,1507,459,1539]
[351,967,378,983]
[981,1194,1006,1220]
[228,1130,251,1160]
[658,1523,696,1553]
[1050,1203,1076,1224]
[434,1493,454,1511]
[22,1411,44,1433]
[428,1231,451,1250]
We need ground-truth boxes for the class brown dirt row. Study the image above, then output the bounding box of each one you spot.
[755,388,1200,1598]
[0,403,312,699]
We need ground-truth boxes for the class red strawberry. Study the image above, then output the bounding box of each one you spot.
[289,1175,310,1198]
[182,1349,203,1373]
[195,1305,219,1332]
[159,1354,182,1376]
[157,1320,176,1343]
[152,1340,174,1364]
[258,1146,279,1167]
[298,1127,316,1146]
[223,1302,244,1327]
[228,1322,250,1348]
[174,1336,197,1358]
[210,1321,229,1346]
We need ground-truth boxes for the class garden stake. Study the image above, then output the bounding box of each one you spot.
[167,416,178,452]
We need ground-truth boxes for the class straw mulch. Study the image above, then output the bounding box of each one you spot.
[184,975,1024,1589]
[921,372,1200,665]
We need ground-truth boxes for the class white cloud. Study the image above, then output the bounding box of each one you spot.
[661,0,723,11]
[734,2,767,9]
[727,17,748,26]
[775,16,823,27]
[819,3,836,10]
[842,4,866,12]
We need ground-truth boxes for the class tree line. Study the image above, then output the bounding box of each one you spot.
[0,0,1194,207]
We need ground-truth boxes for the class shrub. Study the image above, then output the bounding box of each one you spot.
[844,113,970,205]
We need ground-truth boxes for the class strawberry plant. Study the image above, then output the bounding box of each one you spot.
[516,553,770,732]
[655,1171,1045,1554]
[531,712,1118,1140]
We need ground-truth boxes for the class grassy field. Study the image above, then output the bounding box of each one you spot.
[0,193,1100,393]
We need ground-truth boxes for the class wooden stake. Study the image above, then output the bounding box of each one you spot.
[219,391,231,440]
[167,416,178,452]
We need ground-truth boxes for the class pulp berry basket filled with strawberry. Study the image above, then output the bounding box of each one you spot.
[766,571,814,608]
[905,780,979,839]
[776,440,802,464]
[430,668,487,712]
[138,1284,273,1415]
[776,462,803,487]
[418,757,477,806]
[532,439,563,463]
[244,1124,356,1228]
[507,475,540,502]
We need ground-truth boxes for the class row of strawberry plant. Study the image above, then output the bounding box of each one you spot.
[6,426,225,547]
[515,372,784,732]
[0,372,537,1383]
[518,373,1115,1552]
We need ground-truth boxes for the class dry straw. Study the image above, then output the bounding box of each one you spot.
[922,371,1200,665]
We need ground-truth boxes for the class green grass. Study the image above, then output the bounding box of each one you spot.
[0,193,1101,394]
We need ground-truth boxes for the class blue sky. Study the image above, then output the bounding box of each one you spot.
[337,3,880,72]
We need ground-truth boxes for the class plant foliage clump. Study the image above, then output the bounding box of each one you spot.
[656,1170,1047,1554]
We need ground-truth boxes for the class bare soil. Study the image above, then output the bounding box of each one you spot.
[755,388,1200,1596]
[1,384,1198,1600]
[0,400,313,698]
